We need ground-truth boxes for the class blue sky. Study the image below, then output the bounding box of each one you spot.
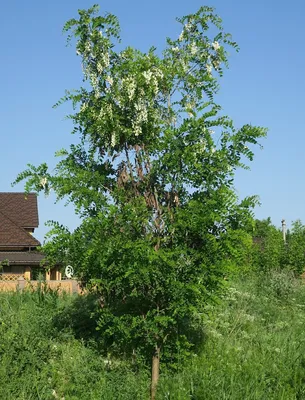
[1,0,304,241]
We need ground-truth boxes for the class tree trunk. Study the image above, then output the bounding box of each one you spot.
[151,346,161,400]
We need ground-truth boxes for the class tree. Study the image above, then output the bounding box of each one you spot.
[251,218,285,271]
[14,5,266,398]
[285,220,305,274]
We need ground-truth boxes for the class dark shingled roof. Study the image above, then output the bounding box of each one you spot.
[0,193,41,247]
[0,251,44,265]
[0,193,39,228]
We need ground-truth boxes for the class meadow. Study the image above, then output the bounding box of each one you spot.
[1,271,305,399]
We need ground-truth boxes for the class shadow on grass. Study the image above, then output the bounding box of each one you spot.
[52,293,101,345]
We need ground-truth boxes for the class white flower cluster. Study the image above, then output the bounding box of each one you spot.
[190,42,198,56]
[142,68,163,96]
[111,132,116,147]
[181,60,189,73]
[101,53,110,68]
[89,72,99,91]
[206,64,212,75]
[99,103,113,120]
[80,102,88,112]
[212,60,220,70]
[122,76,136,101]
[184,22,193,32]
[133,100,148,136]
[97,62,103,74]
[84,41,91,54]
[143,70,153,83]
[178,32,184,42]
[40,177,48,189]
[212,41,221,51]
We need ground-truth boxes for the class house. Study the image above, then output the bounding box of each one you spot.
[0,192,61,281]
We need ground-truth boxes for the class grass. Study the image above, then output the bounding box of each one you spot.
[158,270,305,399]
[1,271,305,399]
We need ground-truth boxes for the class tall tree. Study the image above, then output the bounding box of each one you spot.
[15,5,266,398]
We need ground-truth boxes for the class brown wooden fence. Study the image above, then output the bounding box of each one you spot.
[0,277,81,294]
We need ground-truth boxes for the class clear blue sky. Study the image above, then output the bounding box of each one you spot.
[1,0,304,241]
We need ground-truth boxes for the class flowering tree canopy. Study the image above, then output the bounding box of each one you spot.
[14,5,267,398]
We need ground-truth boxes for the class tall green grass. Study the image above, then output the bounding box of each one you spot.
[1,272,305,399]
[158,270,305,399]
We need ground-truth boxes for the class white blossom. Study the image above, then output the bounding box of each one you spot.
[111,133,116,147]
[212,60,220,70]
[212,41,221,51]
[178,31,184,41]
[102,53,110,68]
[154,68,164,79]
[40,177,47,189]
[208,129,215,135]
[122,76,136,101]
[190,42,198,56]
[206,64,212,75]
[172,46,180,53]
[143,70,153,83]
[185,22,193,32]
[84,41,91,54]
[151,76,159,94]
[97,62,104,74]
[99,103,113,120]
[181,60,189,73]
[80,103,88,112]
[88,71,99,90]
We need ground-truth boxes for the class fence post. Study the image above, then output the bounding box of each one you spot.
[71,279,79,294]
[17,276,25,292]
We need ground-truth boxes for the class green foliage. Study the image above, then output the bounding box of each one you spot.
[285,220,305,274]
[14,4,266,377]
[251,218,285,271]
[249,218,305,275]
